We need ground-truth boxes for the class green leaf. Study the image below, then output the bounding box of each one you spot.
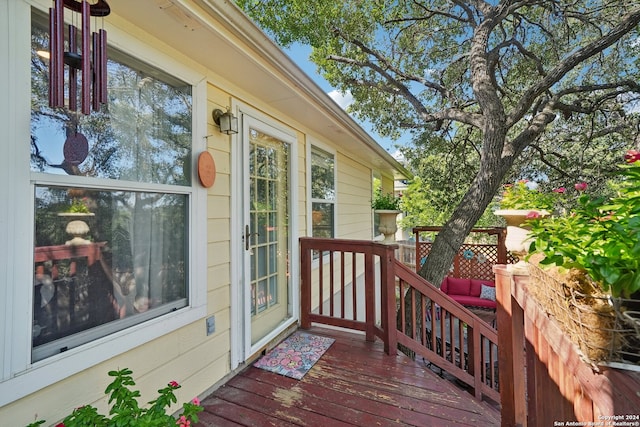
[598,264,621,286]
[623,273,640,297]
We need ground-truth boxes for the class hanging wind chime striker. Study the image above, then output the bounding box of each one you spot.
[48,0,110,115]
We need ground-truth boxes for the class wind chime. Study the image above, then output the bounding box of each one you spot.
[48,0,111,168]
[48,0,110,115]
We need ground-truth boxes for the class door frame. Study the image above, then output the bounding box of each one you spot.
[230,101,300,368]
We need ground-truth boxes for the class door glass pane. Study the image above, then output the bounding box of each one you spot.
[269,276,277,305]
[269,243,277,273]
[257,279,268,311]
[257,245,267,277]
[248,129,289,319]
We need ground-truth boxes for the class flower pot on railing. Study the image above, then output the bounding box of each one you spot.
[375,209,400,244]
[495,209,549,274]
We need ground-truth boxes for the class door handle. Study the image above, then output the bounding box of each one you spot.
[244,225,260,251]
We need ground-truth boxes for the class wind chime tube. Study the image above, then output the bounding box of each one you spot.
[69,24,78,112]
[99,29,107,105]
[92,29,108,110]
[92,31,99,111]
[48,0,110,114]
[81,0,91,115]
[49,0,65,108]
[48,8,55,107]
[55,0,64,107]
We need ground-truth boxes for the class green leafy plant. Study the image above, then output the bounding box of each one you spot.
[26,368,203,427]
[528,151,640,298]
[499,180,562,211]
[64,198,92,214]
[372,189,402,210]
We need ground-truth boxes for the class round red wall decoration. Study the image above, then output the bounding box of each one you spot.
[197,151,216,188]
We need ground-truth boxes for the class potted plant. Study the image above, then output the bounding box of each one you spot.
[61,197,93,215]
[372,189,402,243]
[525,150,640,366]
[58,197,95,245]
[528,152,640,299]
[494,180,561,256]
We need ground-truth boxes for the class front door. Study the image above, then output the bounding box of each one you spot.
[241,115,294,353]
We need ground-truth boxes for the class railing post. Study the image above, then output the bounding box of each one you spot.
[511,277,527,426]
[497,228,507,265]
[300,239,311,329]
[467,325,483,400]
[495,265,526,427]
[380,244,397,355]
[413,228,420,271]
[364,247,376,342]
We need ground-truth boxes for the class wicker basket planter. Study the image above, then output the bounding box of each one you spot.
[527,263,640,369]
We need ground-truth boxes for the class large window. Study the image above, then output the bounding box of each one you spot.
[30,11,193,361]
[310,146,335,239]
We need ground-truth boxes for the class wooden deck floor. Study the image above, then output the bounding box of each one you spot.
[195,327,501,426]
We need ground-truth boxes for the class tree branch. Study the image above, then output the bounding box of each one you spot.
[341,75,483,128]
[527,143,574,179]
[509,102,557,156]
[385,1,471,25]
[507,8,640,128]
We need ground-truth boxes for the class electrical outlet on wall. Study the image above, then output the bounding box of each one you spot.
[206,315,215,335]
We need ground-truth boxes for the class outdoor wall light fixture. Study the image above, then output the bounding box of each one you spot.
[212,108,238,135]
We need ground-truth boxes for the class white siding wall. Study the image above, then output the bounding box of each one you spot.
[336,154,374,239]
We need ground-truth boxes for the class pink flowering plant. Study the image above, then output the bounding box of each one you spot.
[527,150,640,298]
[26,368,202,427]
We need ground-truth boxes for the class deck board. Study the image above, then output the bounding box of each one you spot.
[195,327,500,426]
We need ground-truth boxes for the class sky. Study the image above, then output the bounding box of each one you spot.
[284,43,411,157]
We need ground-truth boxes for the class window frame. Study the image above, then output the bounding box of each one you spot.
[306,140,337,265]
[309,144,336,239]
[0,2,207,406]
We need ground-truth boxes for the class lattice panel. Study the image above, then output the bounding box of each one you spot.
[416,241,516,281]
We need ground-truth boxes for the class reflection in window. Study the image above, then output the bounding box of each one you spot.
[30,10,193,362]
[33,187,188,361]
[30,12,192,185]
[311,146,335,239]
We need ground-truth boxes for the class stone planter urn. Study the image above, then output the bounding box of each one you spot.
[58,212,95,245]
[375,209,400,244]
[495,209,548,274]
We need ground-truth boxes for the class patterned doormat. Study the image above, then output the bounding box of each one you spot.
[253,331,335,380]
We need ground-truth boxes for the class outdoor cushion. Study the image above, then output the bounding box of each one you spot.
[480,284,496,302]
[446,277,471,296]
[440,276,497,310]
[470,279,494,297]
[439,278,448,293]
[449,295,496,309]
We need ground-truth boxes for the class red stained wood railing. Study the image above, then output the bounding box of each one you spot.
[34,242,105,267]
[495,266,640,426]
[300,238,392,343]
[300,237,500,404]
